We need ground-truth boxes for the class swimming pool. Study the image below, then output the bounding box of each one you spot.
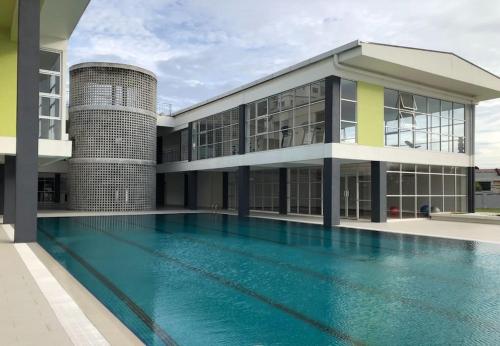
[38,214,500,345]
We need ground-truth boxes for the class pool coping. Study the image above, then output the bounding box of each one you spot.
[30,243,144,346]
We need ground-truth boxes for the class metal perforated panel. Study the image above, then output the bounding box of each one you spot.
[69,63,157,211]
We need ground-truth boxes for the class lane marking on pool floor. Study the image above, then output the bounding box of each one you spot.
[14,240,109,346]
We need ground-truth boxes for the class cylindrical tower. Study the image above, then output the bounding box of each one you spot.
[69,62,157,211]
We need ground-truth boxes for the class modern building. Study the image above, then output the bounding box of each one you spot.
[0,0,89,241]
[475,168,500,209]
[156,41,500,226]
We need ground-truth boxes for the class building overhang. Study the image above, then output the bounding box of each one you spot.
[338,42,500,102]
[5,0,90,41]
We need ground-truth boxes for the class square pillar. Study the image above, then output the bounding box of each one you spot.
[467,167,475,213]
[323,158,340,227]
[324,76,341,144]
[156,173,165,208]
[186,171,198,210]
[278,168,287,215]
[371,161,387,222]
[14,0,40,242]
[238,105,246,154]
[3,156,16,224]
[238,166,250,217]
[187,122,193,161]
[222,172,228,209]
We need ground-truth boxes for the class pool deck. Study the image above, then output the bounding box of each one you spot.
[1,209,500,344]
[0,222,143,346]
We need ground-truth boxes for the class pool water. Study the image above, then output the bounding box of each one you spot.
[38,214,500,345]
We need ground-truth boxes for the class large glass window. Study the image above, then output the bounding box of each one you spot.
[250,170,279,212]
[384,89,467,153]
[191,108,239,160]
[340,79,357,143]
[386,164,467,219]
[39,50,62,140]
[288,167,322,215]
[246,80,325,152]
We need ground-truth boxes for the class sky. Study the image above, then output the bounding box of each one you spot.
[69,0,500,167]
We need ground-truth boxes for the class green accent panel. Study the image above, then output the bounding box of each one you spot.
[0,28,17,137]
[357,81,384,147]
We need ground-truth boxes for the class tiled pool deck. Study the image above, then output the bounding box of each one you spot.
[1,209,500,344]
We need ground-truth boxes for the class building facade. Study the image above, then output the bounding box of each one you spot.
[0,0,89,241]
[156,41,500,226]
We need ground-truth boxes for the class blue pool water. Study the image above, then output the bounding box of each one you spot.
[38,214,500,345]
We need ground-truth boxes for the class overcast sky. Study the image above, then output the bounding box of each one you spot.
[69,0,500,167]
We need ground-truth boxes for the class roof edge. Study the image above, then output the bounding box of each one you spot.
[70,62,157,80]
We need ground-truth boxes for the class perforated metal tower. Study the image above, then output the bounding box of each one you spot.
[69,62,157,211]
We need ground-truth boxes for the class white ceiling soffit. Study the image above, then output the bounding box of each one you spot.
[40,0,90,40]
[338,42,500,102]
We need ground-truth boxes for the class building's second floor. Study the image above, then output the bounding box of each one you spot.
[157,41,500,172]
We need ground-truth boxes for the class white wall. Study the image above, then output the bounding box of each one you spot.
[165,173,185,206]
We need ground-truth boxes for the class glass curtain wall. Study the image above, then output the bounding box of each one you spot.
[191,108,239,160]
[250,170,279,212]
[39,50,62,140]
[387,163,467,219]
[340,79,357,143]
[384,89,466,153]
[289,167,322,215]
[246,80,325,152]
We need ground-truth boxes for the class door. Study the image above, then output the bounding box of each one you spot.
[341,175,358,219]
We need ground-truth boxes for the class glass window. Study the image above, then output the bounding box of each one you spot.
[400,92,415,110]
[39,74,60,95]
[310,101,325,123]
[269,95,279,114]
[295,85,310,107]
[257,99,267,117]
[280,90,294,110]
[341,79,356,101]
[384,89,399,108]
[414,95,427,114]
[40,50,60,72]
[39,97,60,118]
[310,80,325,102]
[294,105,309,127]
[341,101,356,123]
[384,108,398,128]
[39,118,61,140]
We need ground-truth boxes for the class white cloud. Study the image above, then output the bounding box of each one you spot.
[69,0,500,167]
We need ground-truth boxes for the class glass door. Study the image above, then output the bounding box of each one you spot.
[341,175,358,219]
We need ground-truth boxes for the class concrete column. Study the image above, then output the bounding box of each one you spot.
[324,76,341,144]
[0,165,4,214]
[3,156,16,224]
[15,0,40,242]
[467,167,475,213]
[371,161,387,222]
[222,172,228,209]
[279,168,287,214]
[156,173,165,208]
[187,171,198,210]
[238,104,246,154]
[187,122,193,161]
[183,173,188,208]
[156,136,163,164]
[323,158,340,227]
[238,166,250,217]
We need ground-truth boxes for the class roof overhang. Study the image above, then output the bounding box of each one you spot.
[338,42,500,102]
[39,0,90,40]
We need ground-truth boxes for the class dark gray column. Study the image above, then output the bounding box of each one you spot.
[279,168,287,215]
[0,165,4,214]
[156,173,165,208]
[156,136,163,164]
[467,167,475,213]
[238,104,246,154]
[187,122,193,161]
[222,172,228,209]
[371,161,387,222]
[323,158,340,227]
[324,76,341,144]
[187,171,198,210]
[237,166,249,217]
[54,173,61,204]
[183,173,188,208]
[3,156,16,224]
[14,0,40,242]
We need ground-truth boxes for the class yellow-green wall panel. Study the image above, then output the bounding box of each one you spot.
[0,28,17,137]
[357,81,384,147]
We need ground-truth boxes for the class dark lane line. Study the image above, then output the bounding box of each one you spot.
[121,220,500,330]
[75,220,366,346]
[136,217,491,291]
[38,227,178,346]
